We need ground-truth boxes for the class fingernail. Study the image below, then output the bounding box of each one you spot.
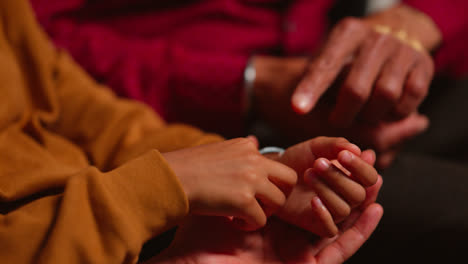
[339,150,353,165]
[292,93,312,113]
[312,196,326,211]
[316,159,330,171]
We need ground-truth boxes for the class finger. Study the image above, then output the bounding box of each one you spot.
[376,149,399,169]
[246,135,259,149]
[394,54,433,118]
[263,158,298,192]
[362,45,416,122]
[307,137,362,159]
[329,32,399,127]
[255,180,287,216]
[231,198,267,231]
[311,195,339,237]
[355,113,429,152]
[361,175,383,209]
[337,150,378,187]
[312,158,367,208]
[306,164,352,223]
[316,203,384,264]
[292,18,368,114]
[281,137,361,177]
[360,149,376,166]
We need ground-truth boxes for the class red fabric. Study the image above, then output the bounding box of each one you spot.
[30,0,468,135]
[30,0,332,136]
[403,0,468,76]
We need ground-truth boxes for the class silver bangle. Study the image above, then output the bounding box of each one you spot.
[259,146,285,156]
[243,57,256,114]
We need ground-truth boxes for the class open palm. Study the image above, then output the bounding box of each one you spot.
[145,178,383,264]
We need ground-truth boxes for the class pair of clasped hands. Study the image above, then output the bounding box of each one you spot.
[148,4,443,263]
[153,136,382,264]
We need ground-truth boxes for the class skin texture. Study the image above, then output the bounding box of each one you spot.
[253,4,442,168]
[253,55,429,169]
[145,171,383,264]
[163,138,297,231]
[276,138,380,237]
[291,5,441,122]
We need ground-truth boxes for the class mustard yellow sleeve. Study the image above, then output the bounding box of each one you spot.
[0,1,223,263]
[0,147,189,264]
[51,51,224,170]
[4,0,223,171]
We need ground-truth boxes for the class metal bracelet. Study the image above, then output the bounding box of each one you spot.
[259,146,285,156]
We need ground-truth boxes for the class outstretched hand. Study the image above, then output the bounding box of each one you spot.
[145,195,383,264]
[163,138,297,231]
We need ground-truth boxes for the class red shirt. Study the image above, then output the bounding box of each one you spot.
[30,0,468,135]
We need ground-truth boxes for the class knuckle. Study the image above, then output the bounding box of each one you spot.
[315,54,337,71]
[373,32,391,44]
[407,79,428,99]
[339,17,363,31]
[376,81,401,103]
[237,192,256,208]
[345,84,369,104]
[242,171,260,184]
[238,137,258,151]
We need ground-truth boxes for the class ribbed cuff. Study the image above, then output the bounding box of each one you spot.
[107,149,189,239]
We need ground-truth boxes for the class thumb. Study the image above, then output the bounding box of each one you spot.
[364,113,429,152]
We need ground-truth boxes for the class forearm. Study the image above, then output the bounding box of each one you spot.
[52,50,224,170]
[0,151,188,264]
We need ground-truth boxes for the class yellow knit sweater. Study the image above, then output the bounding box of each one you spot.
[0,1,222,263]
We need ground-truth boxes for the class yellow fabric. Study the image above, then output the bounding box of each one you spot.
[0,1,223,263]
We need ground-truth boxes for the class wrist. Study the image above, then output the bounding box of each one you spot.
[365,4,442,51]
[260,146,285,161]
[251,56,309,111]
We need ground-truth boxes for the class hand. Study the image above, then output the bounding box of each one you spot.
[145,187,383,264]
[163,138,297,231]
[251,55,429,169]
[275,137,379,236]
[301,150,379,236]
[291,5,441,127]
[266,174,383,264]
